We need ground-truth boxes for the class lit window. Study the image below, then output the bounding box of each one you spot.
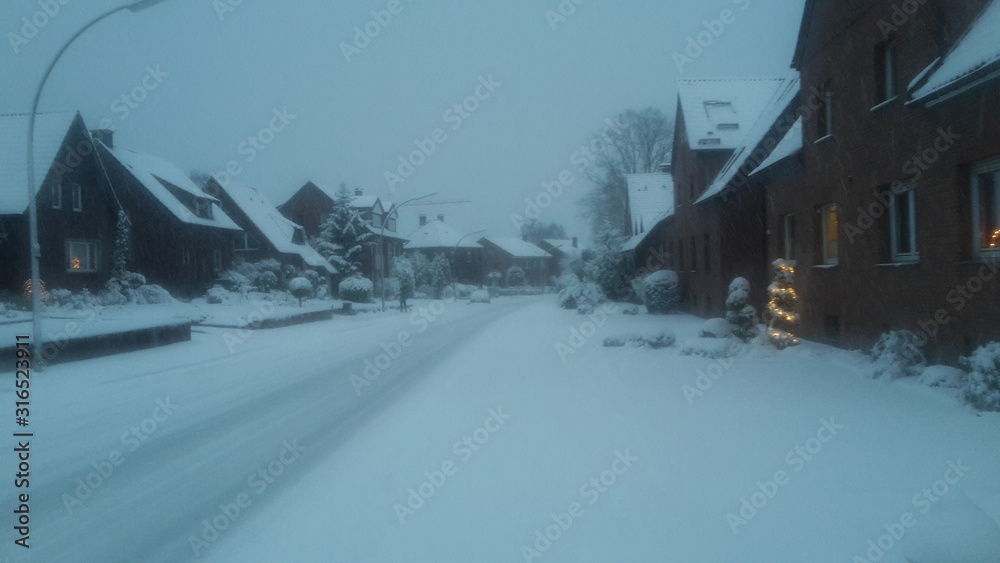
[66,240,99,272]
[783,214,797,263]
[822,204,839,265]
[972,159,1000,256]
[72,183,83,212]
[890,183,918,263]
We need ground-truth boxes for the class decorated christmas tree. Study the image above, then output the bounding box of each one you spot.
[766,259,799,349]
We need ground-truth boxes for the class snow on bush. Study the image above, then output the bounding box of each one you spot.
[603,331,675,349]
[680,337,737,359]
[917,365,966,389]
[726,277,759,341]
[289,277,313,307]
[469,289,491,304]
[640,270,679,314]
[961,342,1000,411]
[866,330,926,380]
[206,286,232,305]
[0,302,17,319]
[622,305,640,315]
[339,275,374,303]
[453,283,473,299]
[699,318,733,339]
[603,336,627,347]
[506,266,527,287]
[135,285,174,305]
[557,281,605,311]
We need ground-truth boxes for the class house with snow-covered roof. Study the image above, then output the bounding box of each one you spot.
[478,237,554,286]
[621,171,676,277]
[205,177,336,281]
[404,219,483,285]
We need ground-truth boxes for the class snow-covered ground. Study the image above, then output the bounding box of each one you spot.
[5,297,999,562]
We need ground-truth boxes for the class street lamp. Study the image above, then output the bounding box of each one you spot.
[376,192,436,311]
[452,229,485,296]
[26,0,171,359]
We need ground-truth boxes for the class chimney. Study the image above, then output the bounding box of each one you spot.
[419,214,427,226]
[572,237,578,248]
[354,187,363,196]
[437,214,445,223]
[91,129,114,149]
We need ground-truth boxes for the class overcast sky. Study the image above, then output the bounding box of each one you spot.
[2,0,805,243]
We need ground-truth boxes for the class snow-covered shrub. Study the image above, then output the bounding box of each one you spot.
[917,365,966,389]
[45,288,74,307]
[442,285,456,301]
[680,338,737,359]
[584,243,631,301]
[301,269,322,293]
[121,271,146,290]
[557,281,605,310]
[206,286,231,305]
[726,277,759,342]
[289,277,313,307]
[136,285,173,305]
[867,330,926,380]
[555,271,579,292]
[428,254,451,299]
[603,336,627,347]
[229,259,282,292]
[506,266,526,287]
[700,318,733,339]
[220,270,252,293]
[469,289,491,304]
[640,270,679,314]
[339,275,374,303]
[454,283,473,299]
[641,331,675,349]
[0,302,17,319]
[962,342,1000,411]
[623,305,640,315]
[486,271,503,287]
[392,256,416,301]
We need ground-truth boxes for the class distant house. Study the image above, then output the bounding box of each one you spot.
[478,237,554,286]
[537,238,582,263]
[278,181,334,238]
[97,140,242,294]
[405,220,483,285]
[0,112,117,297]
[621,172,675,276]
[206,177,336,282]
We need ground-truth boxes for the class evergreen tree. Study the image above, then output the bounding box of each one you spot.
[316,183,375,274]
[726,277,759,342]
[112,210,131,279]
[428,253,451,299]
[766,260,800,349]
[392,256,416,300]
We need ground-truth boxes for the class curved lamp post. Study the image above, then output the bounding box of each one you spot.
[376,192,436,311]
[452,229,485,296]
[27,0,171,358]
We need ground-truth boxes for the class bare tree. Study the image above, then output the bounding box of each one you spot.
[580,107,674,239]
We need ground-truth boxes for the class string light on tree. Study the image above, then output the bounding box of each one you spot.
[766,259,799,349]
[989,228,1000,248]
[23,278,46,300]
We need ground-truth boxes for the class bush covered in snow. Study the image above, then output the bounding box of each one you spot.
[0,302,17,319]
[726,277,759,342]
[506,266,527,287]
[640,270,679,314]
[622,305,640,315]
[289,277,313,307]
[603,331,675,349]
[453,283,473,299]
[866,330,926,380]
[224,259,282,293]
[918,365,966,388]
[134,285,174,305]
[206,286,231,305]
[339,275,374,303]
[680,337,737,359]
[392,256,416,301]
[962,342,1000,411]
[557,280,605,311]
[469,289,491,304]
[700,318,733,339]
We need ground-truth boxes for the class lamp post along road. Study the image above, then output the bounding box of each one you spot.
[452,229,485,296]
[26,0,171,358]
[376,192,436,311]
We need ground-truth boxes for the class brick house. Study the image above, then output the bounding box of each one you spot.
[479,237,554,286]
[404,220,484,285]
[771,0,1000,359]
[668,77,787,317]
[621,172,675,277]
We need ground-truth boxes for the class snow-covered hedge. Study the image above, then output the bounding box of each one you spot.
[699,318,733,339]
[640,270,679,314]
[679,337,737,359]
[962,342,1000,411]
[603,331,675,349]
[339,275,374,303]
[469,289,491,304]
[557,281,605,311]
[866,330,926,380]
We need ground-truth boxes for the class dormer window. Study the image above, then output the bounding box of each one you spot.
[192,198,214,219]
[292,227,306,245]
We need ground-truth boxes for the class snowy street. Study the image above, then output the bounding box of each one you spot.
[8,297,997,562]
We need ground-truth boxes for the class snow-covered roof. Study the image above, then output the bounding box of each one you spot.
[0,111,79,215]
[751,117,804,176]
[677,78,785,151]
[910,0,1000,103]
[482,237,551,258]
[541,238,582,260]
[627,173,674,236]
[697,72,800,203]
[405,220,482,249]
[218,180,336,274]
[104,146,241,231]
[350,195,380,210]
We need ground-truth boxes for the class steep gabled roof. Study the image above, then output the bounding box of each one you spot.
[405,220,481,249]
[909,0,1000,105]
[0,111,80,215]
[104,146,240,231]
[627,173,674,236]
[677,78,785,151]
[217,180,336,274]
[697,72,800,203]
[751,117,804,176]
[481,237,551,258]
[540,238,582,260]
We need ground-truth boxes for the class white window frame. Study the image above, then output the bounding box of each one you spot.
[890,183,919,263]
[66,239,99,273]
[52,182,63,209]
[72,183,83,212]
[213,249,223,272]
[821,204,839,266]
[972,157,1000,258]
[783,213,797,264]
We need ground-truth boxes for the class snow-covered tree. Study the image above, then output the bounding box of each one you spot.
[962,342,1000,411]
[392,256,415,301]
[428,253,450,299]
[289,277,313,307]
[315,183,375,275]
[766,260,800,349]
[520,220,567,244]
[583,223,631,300]
[726,277,759,342]
[112,210,131,280]
[506,266,526,287]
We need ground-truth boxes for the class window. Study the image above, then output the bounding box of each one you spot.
[181,248,192,265]
[678,240,684,272]
[972,159,1000,257]
[816,86,833,140]
[782,213,797,262]
[875,40,897,103]
[52,182,63,209]
[821,204,839,265]
[690,237,697,271]
[703,233,711,273]
[66,240,99,272]
[72,183,83,212]
[213,249,223,272]
[890,183,918,263]
[233,233,261,251]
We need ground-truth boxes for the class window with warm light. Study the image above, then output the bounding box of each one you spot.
[890,183,918,263]
[66,240,99,272]
[821,204,839,265]
[972,158,1000,257]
